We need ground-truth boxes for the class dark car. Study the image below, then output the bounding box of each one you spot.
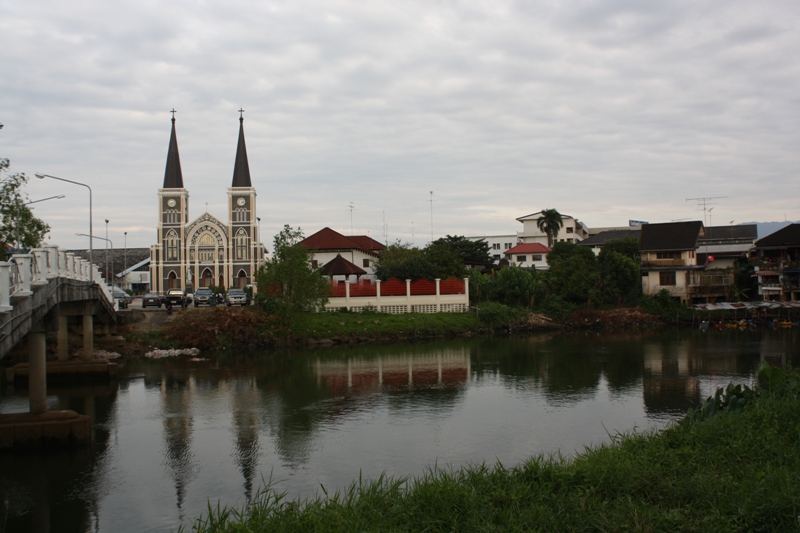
[164,289,187,308]
[112,287,131,309]
[226,289,248,306]
[193,287,216,307]
[142,293,162,308]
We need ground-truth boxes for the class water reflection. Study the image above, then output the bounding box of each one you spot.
[1,330,798,533]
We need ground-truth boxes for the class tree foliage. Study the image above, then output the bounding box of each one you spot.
[375,240,468,281]
[598,237,640,263]
[597,250,640,306]
[431,235,491,265]
[547,242,600,304]
[0,158,50,257]
[493,266,537,307]
[536,209,564,248]
[254,225,330,322]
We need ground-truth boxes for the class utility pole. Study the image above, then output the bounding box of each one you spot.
[429,191,434,244]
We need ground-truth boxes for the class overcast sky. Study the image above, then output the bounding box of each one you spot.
[2,0,799,251]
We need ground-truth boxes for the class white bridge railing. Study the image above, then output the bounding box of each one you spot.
[0,244,113,313]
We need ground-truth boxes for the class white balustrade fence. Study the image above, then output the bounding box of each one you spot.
[0,246,113,315]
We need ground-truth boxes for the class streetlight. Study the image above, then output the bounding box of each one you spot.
[25,195,65,205]
[77,233,112,284]
[124,231,128,290]
[105,219,109,284]
[35,173,93,269]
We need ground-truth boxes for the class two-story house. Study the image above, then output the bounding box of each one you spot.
[640,221,710,304]
[516,211,589,245]
[299,227,385,282]
[753,223,800,301]
[502,243,551,270]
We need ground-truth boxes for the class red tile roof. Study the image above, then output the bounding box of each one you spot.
[321,254,367,276]
[504,243,551,255]
[300,227,383,256]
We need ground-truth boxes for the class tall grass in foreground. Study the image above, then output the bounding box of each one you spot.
[185,364,800,532]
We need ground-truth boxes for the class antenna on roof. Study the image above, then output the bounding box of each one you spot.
[348,201,355,235]
[686,196,728,226]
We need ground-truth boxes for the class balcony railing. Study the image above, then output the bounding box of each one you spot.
[641,258,687,268]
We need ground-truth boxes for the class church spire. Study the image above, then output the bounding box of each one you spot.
[231,109,252,187]
[162,109,184,189]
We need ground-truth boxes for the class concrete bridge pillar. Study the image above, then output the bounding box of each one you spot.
[28,329,48,415]
[58,314,69,361]
[83,312,94,360]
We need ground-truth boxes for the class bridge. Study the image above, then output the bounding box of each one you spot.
[1,244,118,449]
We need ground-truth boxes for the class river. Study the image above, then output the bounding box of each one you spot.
[1,329,798,532]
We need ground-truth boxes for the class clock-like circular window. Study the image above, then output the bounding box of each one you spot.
[167,199,176,207]
[237,198,246,206]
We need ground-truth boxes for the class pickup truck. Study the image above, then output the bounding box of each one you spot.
[164,289,187,308]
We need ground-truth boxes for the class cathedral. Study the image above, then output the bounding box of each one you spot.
[149,112,266,294]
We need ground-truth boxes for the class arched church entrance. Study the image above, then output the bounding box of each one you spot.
[237,270,247,288]
[201,268,213,287]
[168,271,178,289]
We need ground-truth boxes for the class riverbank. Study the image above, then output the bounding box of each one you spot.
[118,305,668,355]
[185,363,800,532]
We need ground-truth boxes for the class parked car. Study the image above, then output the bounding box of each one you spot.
[142,293,162,308]
[226,289,249,306]
[164,289,187,308]
[112,287,131,309]
[193,287,216,307]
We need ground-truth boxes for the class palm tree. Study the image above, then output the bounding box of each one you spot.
[536,209,563,248]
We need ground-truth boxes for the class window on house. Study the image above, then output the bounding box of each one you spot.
[311,260,318,268]
[659,271,677,286]
[493,254,501,260]
[493,243,500,250]
[363,259,370,268]
[532,254,542,261]
[657,252,681,260]
[517,255,527,262]
[566,227,574,234]
[505,243,512,249]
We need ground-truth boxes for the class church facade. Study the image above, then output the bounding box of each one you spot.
[150,113,266,294]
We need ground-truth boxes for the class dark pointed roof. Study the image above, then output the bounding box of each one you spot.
[321,254,367,276]
[755,223,800,248]
[162,117,184,189]
[231,116,252,187]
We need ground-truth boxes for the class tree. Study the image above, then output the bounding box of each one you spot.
[374,241,426,281]
[254,225,330,324]
[423,242,467,279]
[546,242,600,304]
[0,158,50,258]
[536,209,563,248]
[598,237,640,263]
[597,251,640,306]
[493,266,537,307]
[431,235,491,265]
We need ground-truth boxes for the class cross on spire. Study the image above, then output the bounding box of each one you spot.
[170,108,177,120]
[238,108,245,119]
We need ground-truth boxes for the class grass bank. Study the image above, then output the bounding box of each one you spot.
[185,364,800,532]
[129,304,536,352]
